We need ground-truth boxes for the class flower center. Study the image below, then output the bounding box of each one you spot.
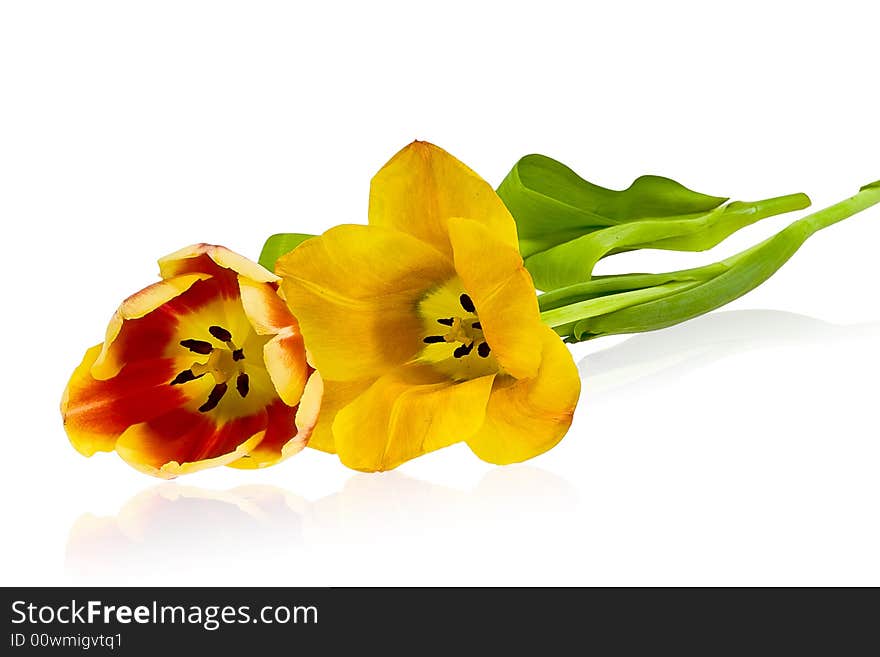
[417,281,498,381]
[170,324,251,412]
[422,293,491,359]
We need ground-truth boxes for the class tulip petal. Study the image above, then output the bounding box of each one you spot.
[466,327,581,465]
[158,243,279,284]
[261,330,309,407]
[90,273,210,380]
[237,275,297,335]
[62,345,193,457]
[237,275,311,407]
[332,365,495,472]
[277,224,453,381]
[369,141,519,257]
[306,377,373,454]
[447,217,543,379]
[222,401,296,470]
[114,407,269,479]
[226,372,323,469]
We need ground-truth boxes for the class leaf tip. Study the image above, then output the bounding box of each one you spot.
[258,233,315,272]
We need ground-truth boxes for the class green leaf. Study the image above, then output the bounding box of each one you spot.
[259,233,315,272]
[540,182,880,342]
[496,154,728,258]
[525,193,811,290]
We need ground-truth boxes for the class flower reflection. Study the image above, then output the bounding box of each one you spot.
[66,467,576,584]
[66,485,306,581]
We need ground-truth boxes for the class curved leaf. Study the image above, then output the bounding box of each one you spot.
[526,193,810,290]
[497,154,727,257]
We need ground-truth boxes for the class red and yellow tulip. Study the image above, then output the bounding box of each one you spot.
[277,142,581,472]
[61,244,322,478]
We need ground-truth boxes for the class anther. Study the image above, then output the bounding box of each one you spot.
[477,341,491,358]
[453,342,474,358]
[232,348,245,361]
[170,369,204,385]
[459,294,475,313]
[180,339,214,355]
[472,322,482,330]
[236,373,249,398]
[423,335,447,344]
[199,382,228,413]
[208,325,233,342]
[437,317,455,326]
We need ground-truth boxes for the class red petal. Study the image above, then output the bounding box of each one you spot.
[96,276,239,375]
[115,406,270,478]
[63,347,188,456]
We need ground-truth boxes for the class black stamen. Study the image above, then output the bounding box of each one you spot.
[423,335,446,344]
[471,322,482,330]
[180,339,213,355]
[453,342,474,358]
[199,382,228,413]
[170,369,204,385]
[477,341,491,358]
[437,317,455,326]
[459,294,475,313]
[232,348,245,361]
[236,373,249,398]
[208,325,232,342]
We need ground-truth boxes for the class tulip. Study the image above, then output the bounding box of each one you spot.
[62,244,322,477]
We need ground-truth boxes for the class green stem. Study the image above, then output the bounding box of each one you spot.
[538,266,728,313]
[540,280,701,329]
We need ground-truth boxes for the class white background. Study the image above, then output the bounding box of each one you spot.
[1,1,878,586]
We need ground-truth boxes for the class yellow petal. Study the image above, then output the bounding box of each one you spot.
[91,273,210,380]
[466,326,581,465]
[306,377,373,454]
[158,243,278,283]
[332,365,495,472]
[448,217,543,379]
[368,141,519,257]
[276,224,453,381]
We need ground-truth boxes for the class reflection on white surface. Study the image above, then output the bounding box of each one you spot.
[66,468,577,584]
[66,485,306,581]
[578,310,879,399]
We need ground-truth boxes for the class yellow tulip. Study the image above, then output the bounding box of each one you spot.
[277,142,581,471]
